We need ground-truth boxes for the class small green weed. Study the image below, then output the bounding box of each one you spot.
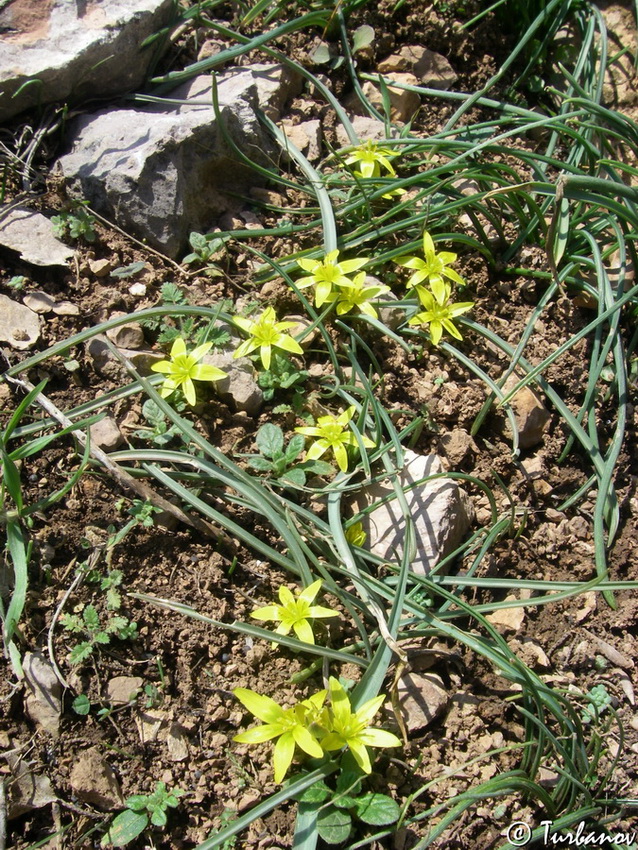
[101,782,184,847]
[183,231,227,276]
[296,770,400,845]
[242,423,332,487]
[61,604,138,665]
[255,351,309,402]
[51,200,97,243]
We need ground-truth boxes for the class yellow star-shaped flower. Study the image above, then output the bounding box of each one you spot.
[295,406,375,473]
[408,283,473,345]
[233,688,327,783]
[295,250,368,307]
[321,677,401,774]
[233,307,303,370]
[397,231,465,300]
[150,337,226,406]
[250,579,339,645]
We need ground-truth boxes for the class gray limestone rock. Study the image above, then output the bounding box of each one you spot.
[89,416,124,451]
[56,65,301,258]
[23,652,63,737]
[351,450,473,575]
[69,747,124,811]
[205,351,263,417]
[0,0,175,122]
[0,293,40,349]
[0,206,74,267]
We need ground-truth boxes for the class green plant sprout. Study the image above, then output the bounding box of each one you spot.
[133,399,190,447]
[182,231,227,276]
[397,231,466,297]
[295,405,375,473]
[295,250,368,307]
[150,337,226,406]
[242,422,333,486]
[581,684,613,724]
[408,282,474,345]
[51,200,97,243]
[255,352,309,403]
[328,271,390,319]
[250,578,339,644]
[233,306,303,370]
[101,782,184,848]
[233,688,327,783]
[296,771,400,845]
[61,604,138,665]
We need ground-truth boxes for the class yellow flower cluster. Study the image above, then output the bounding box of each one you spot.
[233,676,401,783]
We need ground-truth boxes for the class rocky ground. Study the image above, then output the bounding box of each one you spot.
[1,1,638,848]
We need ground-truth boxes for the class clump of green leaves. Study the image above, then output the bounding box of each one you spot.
[101,782,184,848]
[140,282,232,348]
[182,231,227,277]
[61,604,138,665]
[255,352,309,402]
[242,423,332,486]
[581,684,613,724]
[51,200,97,243]
[296,771,400,845]
[134,399,190,447]
[7,275,27,290]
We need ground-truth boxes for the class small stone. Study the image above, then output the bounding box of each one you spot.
[378,54,408,74]
[128,282,147,297]
[520,454,545,478]
[166,722,189,762]
[23,291,56,314]
[23,652,63,737]
[397,46,458,89]
[336,115,390,146]
[281,119,322,161]
[52,300,80,316]
[0,206,75,267]
[89,259,112,277]
[281,315,317,349]
[486,597,526,632]
[136,709,167,745]
[0,293,40,349]
[106,316,145,349]
[499,375,551,449]
[393,671,449,732]
[351,450,473,575]
[106,676,143,705]
[376,288,406,331]
[205,351,263,417]
[69,748,124,811]
[346,73,421,123]
[438,429,477,467]
[89,416,123,451]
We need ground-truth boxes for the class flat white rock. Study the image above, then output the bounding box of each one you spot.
[352,450,473,575]
[0,207,74,267]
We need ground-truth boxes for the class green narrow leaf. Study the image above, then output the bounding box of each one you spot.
[553,194,570,265]
[101,810,149,847]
